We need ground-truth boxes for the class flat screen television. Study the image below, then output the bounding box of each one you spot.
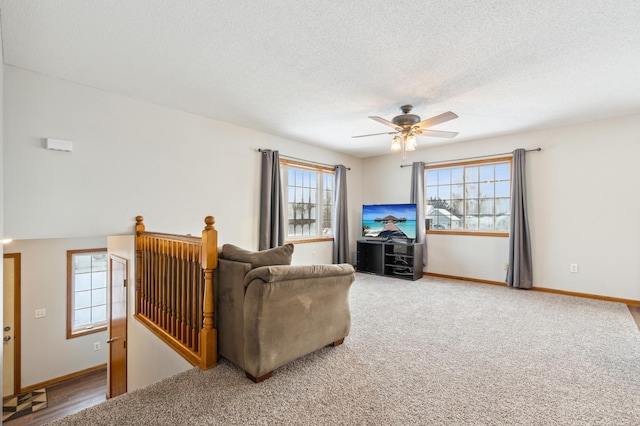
[362,203,417,241]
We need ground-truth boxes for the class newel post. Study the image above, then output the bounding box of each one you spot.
[200,215,218,368]
[135,216,145,315]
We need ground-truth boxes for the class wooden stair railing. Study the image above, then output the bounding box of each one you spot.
[134,216,218,370]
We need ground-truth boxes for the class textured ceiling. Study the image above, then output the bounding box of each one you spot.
[2,1,640,158]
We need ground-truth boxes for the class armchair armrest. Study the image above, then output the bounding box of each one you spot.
[243,264,355,287]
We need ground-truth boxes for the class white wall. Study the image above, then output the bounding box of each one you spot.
[363,113,640,301]
[3,65,363,259]
[3,238,108,387]
[3,65,363,387]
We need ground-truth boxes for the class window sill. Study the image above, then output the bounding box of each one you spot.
[67,325,107,340]
[427,230,509,238]
[285,237,334,244]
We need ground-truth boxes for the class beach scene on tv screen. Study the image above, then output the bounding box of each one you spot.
[362,204,417,239]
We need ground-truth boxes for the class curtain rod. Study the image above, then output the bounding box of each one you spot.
[399,147,542,168]
[257,148,351,170]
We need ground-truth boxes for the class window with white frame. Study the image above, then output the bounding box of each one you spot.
[425,158,512,233]
[281,161,335,240]
[67,249,108,338]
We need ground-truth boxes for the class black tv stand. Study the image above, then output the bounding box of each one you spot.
[356,240,423,281]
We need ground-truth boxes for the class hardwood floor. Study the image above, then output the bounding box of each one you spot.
[7,368,106,426]
[6,306,640,425]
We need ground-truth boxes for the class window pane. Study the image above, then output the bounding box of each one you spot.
[92,288,107,305]
[465,184,478,199]
[465,167,479,182]
[438,185,451,200]
[451,167,464,184]
[74,308,91,328]
[479,182,494,198]
[479,199,494,215]
[479,216,494,230]
[495,163,510,181]
[324,174,333,190]
[92,254,107,271]
[495,181,510,198]
[466,199,478,215]
[496,215,510,231]
[426,170,438,184]
[465,216,479,230]
[75,272,91,291]
[496,198,510,215]
[75,290,91,309]
[450,200,464,217]
[438,169,451,184]
[451,184,464,199]
[479,165,494,182]
[426,186,438,199]
[92,271,106,289]
[92,305,107,323]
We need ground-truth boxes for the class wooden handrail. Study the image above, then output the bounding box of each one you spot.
[134,216,218,370]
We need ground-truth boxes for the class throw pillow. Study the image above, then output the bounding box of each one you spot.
[221,243,294,269]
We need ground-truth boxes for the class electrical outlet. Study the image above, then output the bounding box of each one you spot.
[35,308,46,318]
[570,263,579,273]
[312,251,317,258]
[503,263,509,271]
[93,342,101,351]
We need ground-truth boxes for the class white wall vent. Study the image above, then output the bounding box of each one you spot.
[45,138,73,152]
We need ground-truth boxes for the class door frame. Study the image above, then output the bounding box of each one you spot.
[3,253,22,397]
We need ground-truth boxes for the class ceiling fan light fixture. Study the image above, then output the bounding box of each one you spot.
[390,135,402,151]
[405,135,417,151]
[352,104,458,158]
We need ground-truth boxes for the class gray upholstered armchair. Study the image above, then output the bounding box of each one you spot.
[215,243,355,382]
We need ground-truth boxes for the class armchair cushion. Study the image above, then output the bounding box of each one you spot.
[244,264,355,287]
[221,243,294,269]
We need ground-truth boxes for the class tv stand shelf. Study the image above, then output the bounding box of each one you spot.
[356,240,423,281]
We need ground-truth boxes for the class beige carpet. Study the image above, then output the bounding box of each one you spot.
[49,274,640,425]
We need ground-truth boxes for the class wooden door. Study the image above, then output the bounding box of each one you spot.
[107,255,127,398]
[2,254,21,398]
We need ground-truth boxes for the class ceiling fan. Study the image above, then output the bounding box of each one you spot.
[353,105,459,159]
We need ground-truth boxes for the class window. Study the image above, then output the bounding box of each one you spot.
[425,157,511,234]
[67,249,108,338]
[281,160,335,240]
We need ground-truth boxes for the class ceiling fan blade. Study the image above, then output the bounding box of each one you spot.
[418,129,459,138]
[369,116,402,130]
[415,111,458,129]
[352,131,398,138]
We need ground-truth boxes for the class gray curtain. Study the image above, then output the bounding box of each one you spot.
[259,149,285,250]
[506,148,533,288]
[410,162,427,266]
[333,165,350,264]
